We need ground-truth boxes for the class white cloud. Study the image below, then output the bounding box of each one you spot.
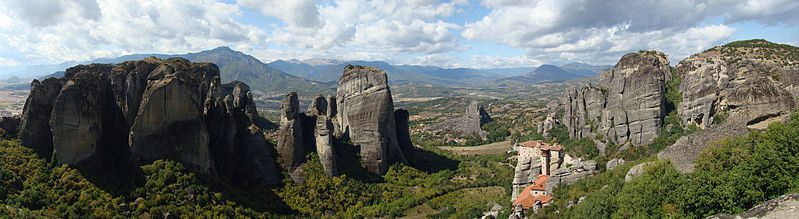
[237,0,321,28]
[462,0,791,64]
[0,0,267,64]
[0,57,19,66]
[248,0,466,54]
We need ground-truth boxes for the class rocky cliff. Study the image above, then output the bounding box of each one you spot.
[562,51,669,148]
[18,57,281,185]
[659,41,798,173]
[335,65,408,175]
[277,65,413,176]
[431,101,493,138]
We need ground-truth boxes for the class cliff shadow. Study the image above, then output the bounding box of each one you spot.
[406,147,460,174]
[73,155,145,196]
[332,139,384,183]
[212,183,297,215]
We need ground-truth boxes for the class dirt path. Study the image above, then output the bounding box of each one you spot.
[439,140,512,155]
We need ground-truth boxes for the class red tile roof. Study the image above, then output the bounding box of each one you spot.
[518,140,563,151]
[513,182,553,209]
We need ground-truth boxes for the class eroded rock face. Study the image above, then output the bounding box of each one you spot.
[562,85,604,139]
[19,78,64,159]
[660,76,796,173]
[129,59,216,175]
[658,50,798,173]
[308,94,328,116]
[315,115,337,177]
[18,57,281,185]
[562,51,669,147]
[600,52,669,146]
[431,101,493,138]
[336,65,407,175]
[394,109,415,157]
[50,72,107,165]
[276,92,306,172]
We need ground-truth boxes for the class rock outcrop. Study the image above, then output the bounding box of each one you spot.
[394,109,416,157]
[432,101,493,138]
[18,57,280,185]
[315,115,337,177]
[19,78,64,158]
[276,92,306,172]
[659,76,796,173]
[562,51,669,147]
[335,65,408,175]
[708,193,799,219]
[0,116,20,137]
[624,161,654,182]
[50,71,107,165]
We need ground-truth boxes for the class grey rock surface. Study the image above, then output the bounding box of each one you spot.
[315,115,338,177]
[336,65,407,175]
[19,78,64,159]
[625,161,654,182]
[50,72,107,165]
[0,116,20,137]
[708,193,799,219]
[432,101,493,138]
[276,91,306,172]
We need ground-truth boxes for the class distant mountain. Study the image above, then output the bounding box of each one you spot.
[559,62,611,76]
[37,47,334,95]
[268,59,502,84]
[493,63,607,85]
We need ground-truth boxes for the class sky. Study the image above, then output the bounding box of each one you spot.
[0,0,798,75]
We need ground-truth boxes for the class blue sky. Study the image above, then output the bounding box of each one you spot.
[0,0,798,78]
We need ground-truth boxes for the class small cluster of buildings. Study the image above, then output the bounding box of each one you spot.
[509,140,598,217]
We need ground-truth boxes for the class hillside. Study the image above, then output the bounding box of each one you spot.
[694,39,799,66]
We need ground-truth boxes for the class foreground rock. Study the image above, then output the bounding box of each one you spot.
[708,193,799,219]
[276,92,306,172]
[562,51,669,148]
[335,65,407,175]
[18,57,280,185]
[19,78,64,158]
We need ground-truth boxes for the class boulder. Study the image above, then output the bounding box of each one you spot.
[50,72,106,165]
[336,65,406,175]
[276,91,306,172]
[19,78,64,159]
[606,158,624,170]
[625,161,654,182]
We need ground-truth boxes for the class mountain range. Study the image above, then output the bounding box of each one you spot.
[7,47,609,94]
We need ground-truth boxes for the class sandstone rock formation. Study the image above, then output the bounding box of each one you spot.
[0,116,20,137]
[276,92,306,172]
[308,94,327,116]
[336,65,408,175]
[315,115,338,176]
[18,57,280,185]
[562,51,669,147]
[659,45,798,173]
[708,193,799,219]
[432,101,493,138]
[50,71,107,165]
[394,109,416,157]
[19,78,64,158]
